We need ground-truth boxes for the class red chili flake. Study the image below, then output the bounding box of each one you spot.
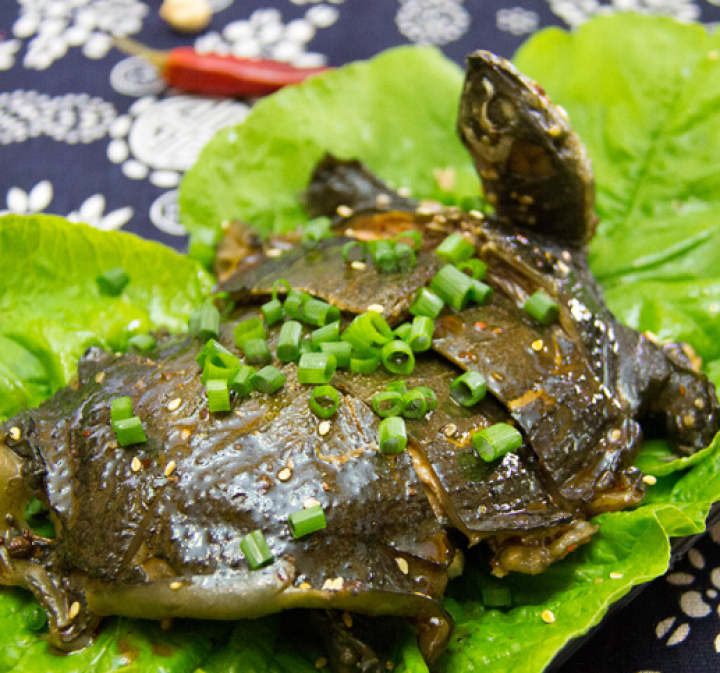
[493,328,503,335]
[567,545,576,553]
[474,321,487,330]
[83,430,90,437]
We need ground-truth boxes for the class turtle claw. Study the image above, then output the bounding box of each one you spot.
[457,50,597,246]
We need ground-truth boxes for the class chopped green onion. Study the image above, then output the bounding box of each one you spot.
[350,353,380,374]
[451,371,487,407]
[386,380,408,395]
[110,396,133,429]
[298,338,314,356]
[408,315,434,352]
[298,352,337,385]
[309,385,341,418]
[242,338,272,366]
[469,280,493,305]
[197,303,220,342]
[414,386,438,412]
[381,340,415,375]
[431,264,473,311]
[523,291,560,325]
[394,323,412,341]
[301,216,332,249]
[201,351,242,384]
[378,417,407,454]
[342,240,367,263]
[472,423,523,462]
[284,291,311,320]
[261,299,284,326]
[393,230,422,250]
[23,498,55,538]
[239,530,273,570]
[372,391,405,418]
[24,497,46,520]
[233,318,266,348]
[436,233,474,264]
[21,603,48,632]
[311,320,340,347]
[272,279,292,301]
[319,341,352,368]
[96,267,129,296]
[457,258,487,280]
[230,365,256,396]
[481,577,512,607]
[288,505,327,539]
[302,298,340,327]
[342,312,394,351]
[369,239,397,272]
[206,379,231,413]
[188,309,201,337]
[277,321,302,362]
[250,366,286,394]
[395,242,416,271]
[195,338,232,367]
[187,228,216,268]
[409,287,444,319]
[114,416,147,446]
[128,334,156,352]
[401,389,428,419]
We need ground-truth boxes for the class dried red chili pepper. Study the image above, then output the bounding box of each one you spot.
[115,37,330,97]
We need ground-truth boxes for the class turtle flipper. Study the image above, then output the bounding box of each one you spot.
[457,51,597,246]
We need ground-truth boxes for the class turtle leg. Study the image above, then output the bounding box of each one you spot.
[457,51,597,246]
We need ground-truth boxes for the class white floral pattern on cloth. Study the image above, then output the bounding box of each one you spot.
[105,94,249,187]
[0,38,22,70]
[0,91,116,145]
[496,6,540,35]
[12,0,148,70]
[0,180,133,231]
[547,0,701,28]
[395,0,470,44]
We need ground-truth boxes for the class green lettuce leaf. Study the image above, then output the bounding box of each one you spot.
[178,46,478,238]
[0,214,213,421]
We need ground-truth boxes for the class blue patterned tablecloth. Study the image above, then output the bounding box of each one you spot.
[3,2,720,672]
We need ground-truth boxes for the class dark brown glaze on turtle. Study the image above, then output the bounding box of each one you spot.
[0,51,718,672]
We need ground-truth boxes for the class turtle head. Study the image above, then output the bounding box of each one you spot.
[457,51,597,246]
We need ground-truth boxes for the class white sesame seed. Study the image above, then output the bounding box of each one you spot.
[395,557,409,575]
[318,421,331,436]
[609,429,622,442]
[278,467,293,482]
[322,577,345,592]
[375,194,391,207]
[68,601,81,620]
[531,339,544,352]
[167,398,182,412]
[304,498,322,509]
[131,457,142,472]
[181,429,192,441]
[170,581,183,590]
[541,609,556,624]
[266,248,282,258]
[683,413,695,427]
[8,426,21,441]
[397,187,412,198]
[444,424,457,438]
[609,572,624,580]
[350,261,367,270]
[336,205,353,218]
[367,304,384,313]
[95,371,106,384]
[299,581,312,590]
[164,461,176,477]
[695,398,705,410]
[642,475,657,486]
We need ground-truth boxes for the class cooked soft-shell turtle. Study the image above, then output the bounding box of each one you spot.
[1,51,717,672]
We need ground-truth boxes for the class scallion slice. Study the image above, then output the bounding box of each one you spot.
[401,389,428,419]
[110,396,133,429]
[319,341,352,368]
[394,323,412,341]
[395,242,416,271]
[298,338,314,356]
[381,340,415,375]
[288,505,326,539]
[201,351,242,384]
[472,423,523,462]
[195,338,232,367]
[409,287,444,319]
[523,291,560,325]
[301,216,332,249]
[414,386,438,412]
[128,334,155,352]
[233,318,266,349]
[457,258,487,280]
[114,416,147,446]
[242,338,272,366]
[309,385,340,418]
[350,353,380,374]
[298,352,337,385]
[230,365,256,396]
[342,312,394,351]
[272,279,292,301]
[408,315,434,352]
[284,291,311,320]
[311,320,340,347]
[198,303,220,342]
[386,380,408,395]
[369,239,397,272]
[372,391,405,418]
[239,530,273,570]
[250,366,286,394]
[378,417,407,454]
[436,233,474,264]
[393,230,422,250]
[342,240,367,263]
[277,321,302,362]
[261,299,284,326]
[96,267,129,296]
[450,371,487,407]
[206,379,231,412]
[431,264,473,311]
[469,280,493,305]
[302,298,341,327]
